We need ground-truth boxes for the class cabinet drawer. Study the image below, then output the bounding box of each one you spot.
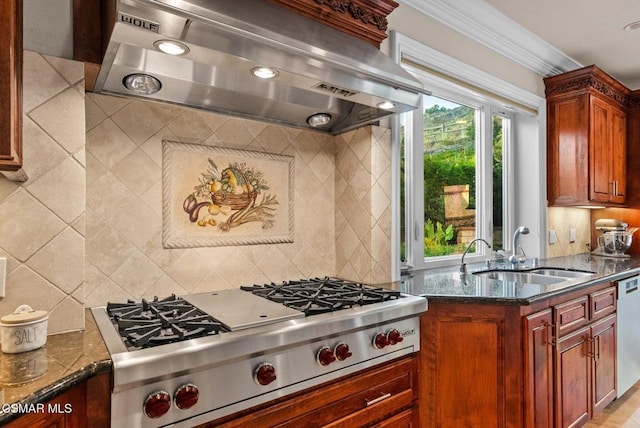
[590,286,616,321]
[554,296,589,336]
[212,355,418,428]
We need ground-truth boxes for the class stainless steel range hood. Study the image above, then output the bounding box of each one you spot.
[93,0,425,135]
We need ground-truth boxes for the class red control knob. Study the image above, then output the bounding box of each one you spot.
[317,346,337,366]
[143,390,171,419]
[334,342,353,361]
[174,383,199,410]
[387,329,404,346]
[254,363,277,386]
[373,332,389,349]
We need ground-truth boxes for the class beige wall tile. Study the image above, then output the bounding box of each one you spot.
[22,51,68,112]
[86,119,137,169]
[3,265,66,314]
[0,190,66,261]
[21,116,69,182]
[27,157,85,223]
[27,227,84,294]
[29,88,86,154]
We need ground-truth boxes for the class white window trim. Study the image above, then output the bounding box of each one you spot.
[390,31,544,279]
[404,81,507,270]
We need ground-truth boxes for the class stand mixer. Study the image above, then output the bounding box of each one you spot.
[591,219,638,258]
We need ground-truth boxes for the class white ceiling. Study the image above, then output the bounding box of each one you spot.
[485,0,640,90]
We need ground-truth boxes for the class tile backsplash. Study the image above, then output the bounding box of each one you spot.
[546,207,591,258]
[84,94,392,308]
[0,52,86,335]
[0,53,393,334]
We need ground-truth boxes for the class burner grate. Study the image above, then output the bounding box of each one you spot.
[106,295,228,349]
[240,277,401,316]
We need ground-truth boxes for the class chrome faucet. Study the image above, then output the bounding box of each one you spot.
[508,226,530,266]
[460,238,492,274]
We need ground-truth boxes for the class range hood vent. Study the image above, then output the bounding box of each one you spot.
[94,0,426,135]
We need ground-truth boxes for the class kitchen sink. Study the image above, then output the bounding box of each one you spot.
[473,271,567,285]
[526,268,595,279]
[473,267,595,285]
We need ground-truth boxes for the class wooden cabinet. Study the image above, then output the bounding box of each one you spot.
[545,65,629,207]
[524,309,554,428]
[0,0,23,171]
[420,280,617,428]
[205,355,419,427]
[553,287,617,428]
[5,373,111,428]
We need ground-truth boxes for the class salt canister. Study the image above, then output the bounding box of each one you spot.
[0,305,49,354]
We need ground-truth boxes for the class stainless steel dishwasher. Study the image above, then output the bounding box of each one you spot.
[617,274,640,397]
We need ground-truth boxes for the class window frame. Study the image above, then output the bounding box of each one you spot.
[401,76,514,271]
[389,31,545,279]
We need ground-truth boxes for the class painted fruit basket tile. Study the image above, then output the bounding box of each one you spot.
[162,141,294,248]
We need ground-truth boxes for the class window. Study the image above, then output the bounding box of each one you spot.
[400,79,513,270]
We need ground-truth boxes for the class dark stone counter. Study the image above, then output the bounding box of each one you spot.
[400,253,640,304]
[0,309,111,424]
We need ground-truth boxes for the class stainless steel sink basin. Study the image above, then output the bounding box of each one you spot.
[526,268,595,279]
[472,267,595,285]
[473,271,567,285]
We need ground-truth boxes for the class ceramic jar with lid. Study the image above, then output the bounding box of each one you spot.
[0,305,48,353]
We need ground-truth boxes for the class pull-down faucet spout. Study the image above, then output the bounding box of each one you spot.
[508,226,530,266]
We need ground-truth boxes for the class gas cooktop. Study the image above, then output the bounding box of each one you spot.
[91,277,427,427]
[103,277,404,351]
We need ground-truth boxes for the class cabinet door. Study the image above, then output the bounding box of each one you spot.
[547,96,589,205]
[590,96,613,203]
[0,0,23,171]
[524,309,554,428]
[610,106,626,203]
[555,326,591,428]
[591,314,617,415]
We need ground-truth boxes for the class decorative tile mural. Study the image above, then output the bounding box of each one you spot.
[162,141,295,248]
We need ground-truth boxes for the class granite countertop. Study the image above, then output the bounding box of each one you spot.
[0,309,111,423]
[400,253,640,304]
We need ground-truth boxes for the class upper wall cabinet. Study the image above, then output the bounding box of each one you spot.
[0,0,22,172]
[545,65,628,207]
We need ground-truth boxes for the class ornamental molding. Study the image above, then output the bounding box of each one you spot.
[545,77,629,106]
[314,0,390,31]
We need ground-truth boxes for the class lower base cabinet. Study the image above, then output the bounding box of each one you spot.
[5,373,111,428]
[420,281,617,428]
[204,355,419,428]
[556,314,617,427]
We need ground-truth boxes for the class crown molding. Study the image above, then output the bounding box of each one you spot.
[398,0,582,77]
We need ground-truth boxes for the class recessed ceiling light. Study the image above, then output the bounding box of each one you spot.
[624,21,640,31]
[122,74,162,95]
[153,40,190,55]
[377,101,397,110]
[251,67,279,79]
[306,113,332,127]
